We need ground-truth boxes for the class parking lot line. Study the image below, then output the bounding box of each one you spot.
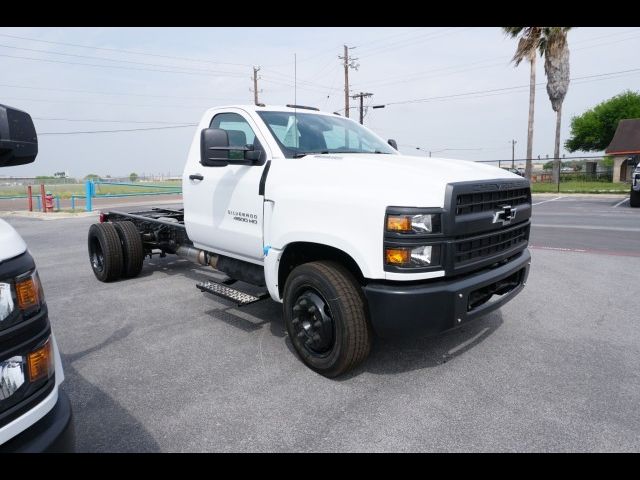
[613,197,630,208]
[532,223,640,232]
[532,196,564,206]
[530,244,640,257]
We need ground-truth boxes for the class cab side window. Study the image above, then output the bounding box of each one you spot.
[210,112,262,160]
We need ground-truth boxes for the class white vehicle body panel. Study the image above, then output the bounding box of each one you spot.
[182,105,523,301]
[183,107,275,264]
[0,219,27,263]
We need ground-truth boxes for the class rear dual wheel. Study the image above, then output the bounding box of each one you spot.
[88,221,143,282]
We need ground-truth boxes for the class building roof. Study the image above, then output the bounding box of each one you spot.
[606,118,640,155]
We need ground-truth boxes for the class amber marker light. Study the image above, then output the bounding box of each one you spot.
[386,215,412,233]
[28,338,54,383]
[16,276,39,311]
[385,248,410,266]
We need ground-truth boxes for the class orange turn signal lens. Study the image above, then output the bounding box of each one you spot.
[386,215,412,232]
[16,276,39,311]
[28,339,54,383]
[385,248,410,265]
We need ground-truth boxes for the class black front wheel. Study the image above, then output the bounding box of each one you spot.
[88,223,124,282]
[630,188,640,208]
[283,261,372,378]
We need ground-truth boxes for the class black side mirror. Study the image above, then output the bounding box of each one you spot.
[200,128,262,167]
[387,139,398,150]
[0,104,38,168]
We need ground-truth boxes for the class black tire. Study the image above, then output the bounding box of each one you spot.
[113,221,144,278]
[283,261,372,378]
[630,188,640,208]
[88,223,124,282]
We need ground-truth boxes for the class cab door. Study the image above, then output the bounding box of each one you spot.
[183,109,270,263]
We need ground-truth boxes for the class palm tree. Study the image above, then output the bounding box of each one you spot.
[503,27,542,180]
[540,27,571,185]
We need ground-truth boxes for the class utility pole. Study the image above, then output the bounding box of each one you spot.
[251,66,262,105]
[511,139,517,169]
[351,92,373,124]
[339,45,358,118]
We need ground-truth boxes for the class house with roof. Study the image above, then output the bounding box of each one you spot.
[605,119,640,182]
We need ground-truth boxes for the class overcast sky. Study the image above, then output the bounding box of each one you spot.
[1,26,639,178]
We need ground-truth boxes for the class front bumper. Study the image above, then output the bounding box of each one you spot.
[363,249,531,338]
[0,389,75,452]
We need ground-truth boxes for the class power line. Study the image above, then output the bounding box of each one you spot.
[352,27,428,49]
[357,27,472,59]
[262,68,343,90]
[0,52,247,78]
[380,67,640,106]
[356,28,640,91]
[0,82,235,102]
[0,43,247,75]
[0,96,212,109]
[260,77,337,94]
[33,116,194,124]
[262,74,339,91]
[39,124,198,135]
[0,32,253,68]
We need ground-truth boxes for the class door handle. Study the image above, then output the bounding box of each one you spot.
[189,174,204,181]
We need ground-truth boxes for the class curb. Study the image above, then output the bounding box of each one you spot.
[0,210,98,220]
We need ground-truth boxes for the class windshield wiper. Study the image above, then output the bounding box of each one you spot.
[293,150,389,158]
[293,150,329,158]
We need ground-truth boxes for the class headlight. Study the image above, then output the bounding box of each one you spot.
[0,337,54,402]
[0,283,15,323]
[0,356,25,401]
[385,245,440,268]
[0,270,45,331]
[386,213,441,234]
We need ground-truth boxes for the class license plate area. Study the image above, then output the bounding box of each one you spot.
[467,268,524,312]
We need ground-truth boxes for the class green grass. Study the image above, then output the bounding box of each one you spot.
[531,181,631,194]
[0,181,181,199]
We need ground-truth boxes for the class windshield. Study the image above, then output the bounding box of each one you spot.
[257,111,397,158]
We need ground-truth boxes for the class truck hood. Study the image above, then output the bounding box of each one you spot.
[274,153,523,208]
[0,218,27,263]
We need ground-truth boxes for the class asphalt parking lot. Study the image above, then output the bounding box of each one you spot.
[2,194,639,452]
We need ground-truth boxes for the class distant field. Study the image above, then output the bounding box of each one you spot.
[0,181,181,199]
[531,181,630,194]
[2,179,629,197]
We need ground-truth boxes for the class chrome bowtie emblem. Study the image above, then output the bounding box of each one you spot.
[492,205,516,225]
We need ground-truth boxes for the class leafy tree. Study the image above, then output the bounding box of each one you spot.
[129,172,139,182]
[601,156,614,168]
[565,90,640,152]
[543,161,554,170]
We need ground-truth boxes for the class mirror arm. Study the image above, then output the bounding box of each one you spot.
[207,145,254,152]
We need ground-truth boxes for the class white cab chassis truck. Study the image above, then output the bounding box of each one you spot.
[89,105,531,377]
[0,105,75,451]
